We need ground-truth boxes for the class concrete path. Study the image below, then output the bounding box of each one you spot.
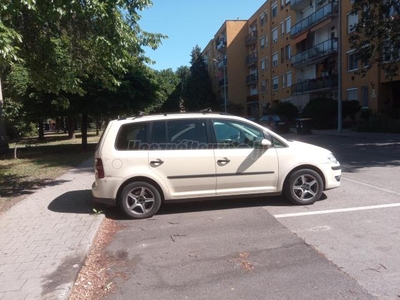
[0,159,103,300]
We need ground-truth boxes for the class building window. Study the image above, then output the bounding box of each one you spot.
[260,36,265,48]
[347,12,358,33]
[281,21,285,36]
[272,52,278,67]
[265,57,269,70]
[272,2,278,17]
[272,77,279,90]
[286,71,292,87]
[260,13,265,27]
[261,58,266,71]
[261,80,266,93]
[347,51,358,71]
[272,28,278,43]
[281,74,286,88]
[280,47,285,63]
[361,85,369,108]
[285,45,291,60]
[285,17,291,35]
[347,88,358,102]
[265,35,269,48]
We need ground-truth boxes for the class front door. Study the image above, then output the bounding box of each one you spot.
[212,119,279,196]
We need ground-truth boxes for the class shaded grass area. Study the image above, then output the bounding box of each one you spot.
[0,132,100,212]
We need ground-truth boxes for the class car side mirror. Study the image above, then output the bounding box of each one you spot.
[260,139,272,148]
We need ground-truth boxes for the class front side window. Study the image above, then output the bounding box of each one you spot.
[212,120,265,149]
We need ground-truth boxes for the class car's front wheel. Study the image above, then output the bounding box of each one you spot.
[284,169,323,205]
[119,181,162,219]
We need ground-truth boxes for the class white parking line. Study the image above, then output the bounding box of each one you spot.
[274,203,400,219]
[342,177,400,196]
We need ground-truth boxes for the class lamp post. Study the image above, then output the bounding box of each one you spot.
[337,0,343,133]
[213,58,228,112]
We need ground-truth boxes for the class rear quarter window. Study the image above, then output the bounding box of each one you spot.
[115,122,148,150]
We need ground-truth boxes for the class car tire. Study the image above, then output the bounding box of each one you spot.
[284,169,323,205]
[119,181,162,219]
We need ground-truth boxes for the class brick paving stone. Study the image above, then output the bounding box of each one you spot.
[0,278,27,292]
[2,291,28,300]
[0,159,104,300]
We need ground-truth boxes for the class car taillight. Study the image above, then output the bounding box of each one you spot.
[95,158,105,178]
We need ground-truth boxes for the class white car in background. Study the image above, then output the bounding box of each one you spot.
[92,112,341,219]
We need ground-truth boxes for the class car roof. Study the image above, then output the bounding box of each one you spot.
[116,112,244,123]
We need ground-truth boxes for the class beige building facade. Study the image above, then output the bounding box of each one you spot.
[202,0,399,118]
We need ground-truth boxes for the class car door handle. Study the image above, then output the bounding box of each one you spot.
[150,159,164,166]
[217,158,230,164]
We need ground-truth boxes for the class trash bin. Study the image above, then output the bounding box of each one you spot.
[295,118,313,134]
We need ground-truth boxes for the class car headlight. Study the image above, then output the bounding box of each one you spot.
[327,153,338,164]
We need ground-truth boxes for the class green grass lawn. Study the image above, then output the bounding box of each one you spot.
[0,132,100,212]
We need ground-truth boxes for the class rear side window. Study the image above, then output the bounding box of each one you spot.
[115,122,148,150]
[151,119,208,150]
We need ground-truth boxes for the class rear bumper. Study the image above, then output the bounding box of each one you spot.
[92,180,118,206]
[92,196,116,206]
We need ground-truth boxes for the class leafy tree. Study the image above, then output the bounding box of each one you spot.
[159,66,190,112]
[184,46,216,111]
[0,0,166,148]
[349,0,400,79]
[274,101,299,122]
[302,97,337,129]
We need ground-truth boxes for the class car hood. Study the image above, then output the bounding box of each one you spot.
[286,139,332,156]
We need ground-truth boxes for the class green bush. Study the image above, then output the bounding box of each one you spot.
[301,97,337,129]
[275,101,299,122]
[356,113,400,133]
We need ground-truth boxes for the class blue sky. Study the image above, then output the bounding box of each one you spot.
[138,0,266,71]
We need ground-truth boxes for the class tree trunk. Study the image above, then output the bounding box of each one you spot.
[81,114,88,150]
[68,117,75,139]
[0,76,10,155]
[96,118,100,136]
[38,120,45,140]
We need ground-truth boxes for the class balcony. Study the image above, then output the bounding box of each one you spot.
[291,0,310,11]
[291,38,338,67]
[245,31,258,46]
[291,75,338,95]
[291,1,338,37]
[216,39,227,52]
[219,77,228,87]
[216,59,227,69]
[246,73,258,85]
[246,52,257,66]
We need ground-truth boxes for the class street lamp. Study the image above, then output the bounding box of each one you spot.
[213,58,227,112]
[337,0,343,133]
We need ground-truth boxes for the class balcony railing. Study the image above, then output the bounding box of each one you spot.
[246,52,257,66]
[291,38,338,66]
[291,1,338,37]
[216,39,227,52]
[291,75,338,94]
[246,73,258,85]
[245,31,258,45]
[217,59,227,69]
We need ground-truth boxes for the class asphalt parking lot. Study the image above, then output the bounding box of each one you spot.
[100,131,400,299]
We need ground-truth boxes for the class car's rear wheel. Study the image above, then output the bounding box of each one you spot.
[284,169,323,205]
[119,181,161,219]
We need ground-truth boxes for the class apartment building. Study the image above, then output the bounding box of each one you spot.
[202,20,248,113]
[202,0,399,118]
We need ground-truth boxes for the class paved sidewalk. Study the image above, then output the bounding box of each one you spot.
[0,159,104,300]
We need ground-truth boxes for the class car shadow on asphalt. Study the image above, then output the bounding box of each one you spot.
[47,190,327,220]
